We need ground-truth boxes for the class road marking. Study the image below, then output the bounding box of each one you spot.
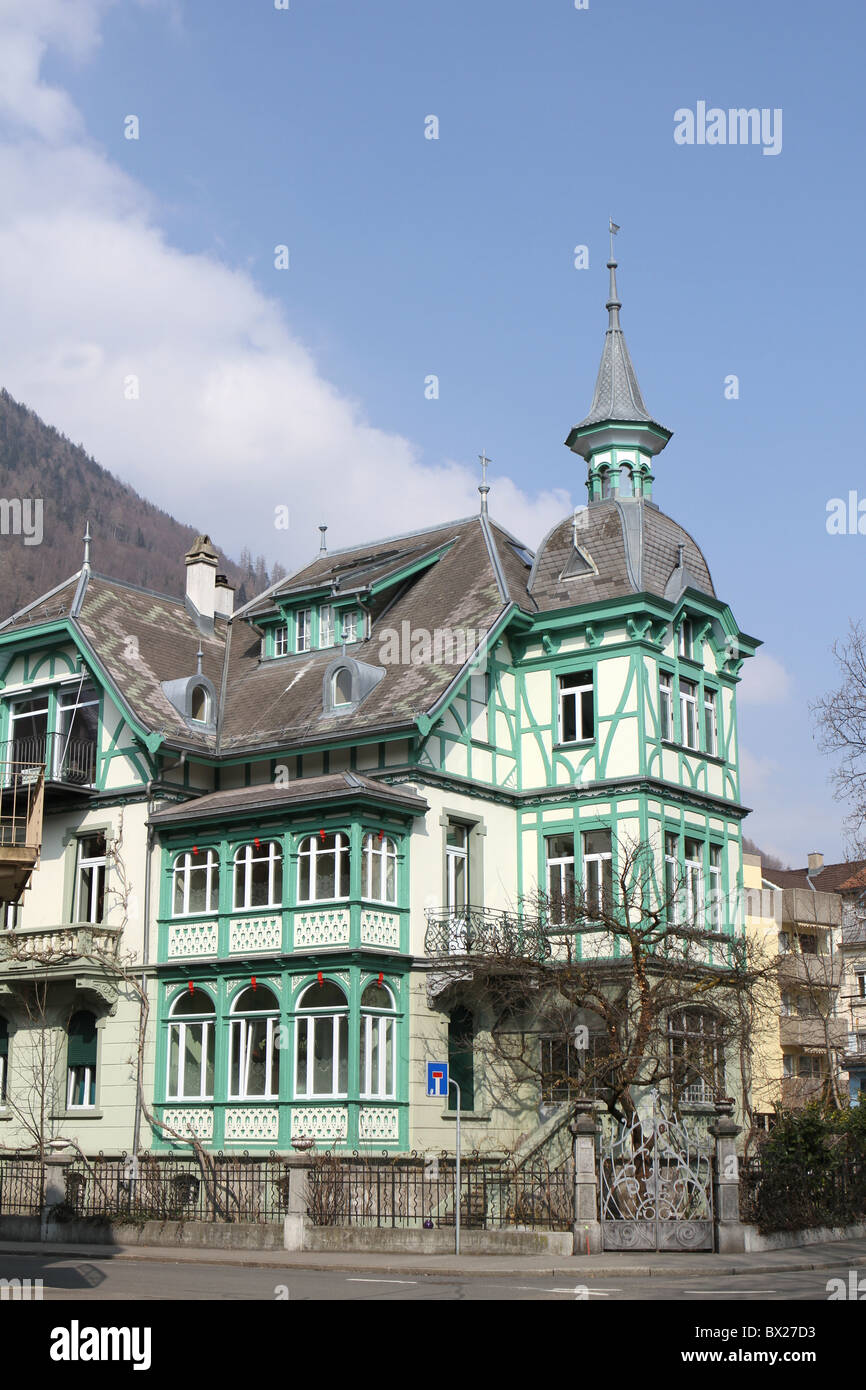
[690,1290,777,1295]
[514,1285,617,1296]
[346,1277,417,1285]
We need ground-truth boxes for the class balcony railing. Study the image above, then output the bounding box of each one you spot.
[424,907,552,961]
[0,761,44,902]
[777,953,842,989]
[779,1016,849,1048]
[0,734,96,789]
[0,922,121,965]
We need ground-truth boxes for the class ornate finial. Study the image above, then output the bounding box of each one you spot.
[83,521,92,570]
[196,645,203,675]
[607,219,621,330]
[478,451,491,515]
[318,524,328,556]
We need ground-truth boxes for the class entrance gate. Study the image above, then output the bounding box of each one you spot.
[599,1094,714,1251]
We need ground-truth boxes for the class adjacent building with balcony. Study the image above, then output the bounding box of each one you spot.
[0,254,760,1160]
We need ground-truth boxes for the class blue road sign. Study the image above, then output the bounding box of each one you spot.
[427,1061,448,1097]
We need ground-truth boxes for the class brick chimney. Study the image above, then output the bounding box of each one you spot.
[807,851,824,876]
[185,535,219,623]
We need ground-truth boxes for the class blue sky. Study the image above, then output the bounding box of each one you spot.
[1,0,865,865]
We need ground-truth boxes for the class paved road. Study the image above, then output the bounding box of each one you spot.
[0,1252,855,1300]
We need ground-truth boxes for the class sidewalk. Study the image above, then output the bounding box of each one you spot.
[1,1236,865,1279]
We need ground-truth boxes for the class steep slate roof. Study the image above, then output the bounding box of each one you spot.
[150,772,428,825]
[219,516,521,752]
[527,498,715,609]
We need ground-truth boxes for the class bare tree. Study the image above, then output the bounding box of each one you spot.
[813,620,866,854]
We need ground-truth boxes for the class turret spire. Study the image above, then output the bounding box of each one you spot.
[564,225,672,484]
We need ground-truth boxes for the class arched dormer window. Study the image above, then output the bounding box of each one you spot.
[333,668,353,706]
[190,684,211,722]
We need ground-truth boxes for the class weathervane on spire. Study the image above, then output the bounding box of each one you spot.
[606,219,622,330]
[609,218,620,263]
[478,451,491,515]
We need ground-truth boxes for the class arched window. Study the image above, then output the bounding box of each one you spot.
[0,1016,8,1106]
[295,981,348,1097]
[172,849,220,917]
[297,833,349,903]
[67,1010,97,1110]
[667,1009,724,1104]
[332,668,353,706]
[229,986,280,1099]
[233,841,283,911]
[363,833,397,904]
[599,467,612,499]
[167,989,215,1100]
[190,685,211,722]
[619,464,633,497]
[360,982,397,1099]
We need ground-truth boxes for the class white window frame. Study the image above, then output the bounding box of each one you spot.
[679,678,699,750]
[545,835,575,926]
[363,833,398,904]
[319,605,335,648]
[558,671,594,745]
[172,849,220,917]
[232,840,283,911]
[659,670,673,741]
[703,688,718,756]
[55,682,99,783]
[665,831,680,924]
[708,844,722,930]
[360,985,397,1100]
[341,610,359,643]
[273,624,289,658]
[228,989,280,1101]
[445,823,469,912]
[296,608,312,653]
[166,995,215,1101]
[297,833,350,904]
[582,830,612,919]
[678,618,693,660]
[75,833,107,924]
[684,837,704,928]
[66,1064,96,1111]
[294,985,349,1098]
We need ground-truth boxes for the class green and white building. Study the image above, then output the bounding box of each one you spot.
[0,253,759,1160]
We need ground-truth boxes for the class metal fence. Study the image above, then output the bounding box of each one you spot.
[306,1155,574,1231]
[0,1157,45,1214]
[740,1154,866,1234]
[0,1154,292,1224]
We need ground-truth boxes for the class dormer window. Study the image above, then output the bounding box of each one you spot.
[190,684,211,723]
[319,605,335,648]
[273,624,289,657]
[296,608,312,653]
[332,668,353,706]
[341,610,359,643]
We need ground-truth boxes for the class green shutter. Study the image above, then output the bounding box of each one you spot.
[447,1007,474,1111]
[67,1011,97,1067]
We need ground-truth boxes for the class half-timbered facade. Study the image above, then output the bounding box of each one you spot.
[0,253,758,1160]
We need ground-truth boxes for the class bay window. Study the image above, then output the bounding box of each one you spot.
[668,1009,723,1103]
[659,670,673,741]
[679,678,699,750]
[684,837,704,928]
[172,849,220,916]
[363,833,397,903]
[233,840,283,911]
[545,834,575,925]
[167,990,215,1100]
[297,832,349,902]
[582,829,612,918]
[359,982,397,1099]
[229,986,280,1100]
[295,981,348,1097]
[708,845,722,929]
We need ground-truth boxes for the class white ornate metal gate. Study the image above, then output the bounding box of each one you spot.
[599,1092,714,1251]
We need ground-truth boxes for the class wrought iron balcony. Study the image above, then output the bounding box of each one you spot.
[0,734,96,790]
[424,906,552,961]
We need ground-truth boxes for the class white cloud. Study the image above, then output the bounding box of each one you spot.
[737,651,792,706]
[0,0,571,570]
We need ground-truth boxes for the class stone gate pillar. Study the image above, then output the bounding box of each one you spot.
[709,1111,746,1254]
[282,1154,313,1251]
[570,1103,602,1255]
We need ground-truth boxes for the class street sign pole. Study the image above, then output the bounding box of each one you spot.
[449,1077,461,1256]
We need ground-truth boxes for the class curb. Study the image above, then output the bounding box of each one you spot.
[1,1241,865,1280]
